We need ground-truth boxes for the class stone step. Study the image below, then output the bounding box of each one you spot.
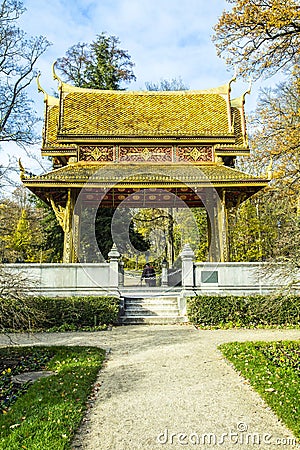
[124,300,178,307]
[120,295,182,324]
[120,316,187,325]
[125,306,178,312]
[124,310,180,317]
[123,296,178,302]
[120,288,182,297]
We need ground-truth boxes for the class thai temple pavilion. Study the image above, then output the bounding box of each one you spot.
[21,69,268,263]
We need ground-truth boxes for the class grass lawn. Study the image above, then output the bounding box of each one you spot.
[0,346,106,449]
[219,340,300,440]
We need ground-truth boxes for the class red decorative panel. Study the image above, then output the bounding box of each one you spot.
[177,146,213,162]
[79,146,114,162]
[119,147,172,162]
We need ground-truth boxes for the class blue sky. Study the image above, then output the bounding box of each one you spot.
[20,0,283,115]
[3,0,282,178]
[21,0,242,105]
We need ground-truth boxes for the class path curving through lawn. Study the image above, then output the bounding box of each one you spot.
[1,326,300,449]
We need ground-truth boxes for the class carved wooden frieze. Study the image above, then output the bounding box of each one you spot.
[119,146,172,162]
[79,146,114,162]
[177,146,213,162]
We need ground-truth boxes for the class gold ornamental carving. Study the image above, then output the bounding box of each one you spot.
[79,146,114,162]
[177,146,213,162]
[120,147,172,162]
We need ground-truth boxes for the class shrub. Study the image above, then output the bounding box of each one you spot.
[0,296,120,331]
[0,266,43,332]
[187,294,300,327]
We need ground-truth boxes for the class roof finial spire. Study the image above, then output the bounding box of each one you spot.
[228,66,237,91]
[52,61,62,85]
[18,158,25,179]
[36,72,47,95]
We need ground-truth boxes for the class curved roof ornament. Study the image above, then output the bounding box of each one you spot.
[36,72,59,106]
[52,61,62,86]
[228,66,238,91]
[18,158,25,180]
[230,78,253,109]
[36,72,47,96]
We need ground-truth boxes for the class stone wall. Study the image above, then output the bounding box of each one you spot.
[1,263,116,297]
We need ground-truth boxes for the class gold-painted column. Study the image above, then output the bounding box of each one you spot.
[206,190,229,262]
[63,189,76,263]
[49,189,77,263]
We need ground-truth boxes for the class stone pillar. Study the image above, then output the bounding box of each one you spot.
[118,260,124,287]
[161,258,168,287]
[108,243,121,288]
[180,243,195,288]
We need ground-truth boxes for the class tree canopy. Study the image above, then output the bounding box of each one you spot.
[56,33,136,89]
[213,0,300,79]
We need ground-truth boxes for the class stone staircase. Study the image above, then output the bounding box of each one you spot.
[119,294,186,324]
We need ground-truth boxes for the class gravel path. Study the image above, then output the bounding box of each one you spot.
[1,326,300,449]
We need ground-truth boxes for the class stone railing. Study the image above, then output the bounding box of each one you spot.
[1,244,122,297]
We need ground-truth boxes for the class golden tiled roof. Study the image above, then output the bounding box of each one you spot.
[231,106,245,148]
[59,84,231,137]
[44,104,60,148]
[43,101,76,151]
[23,163,268,188]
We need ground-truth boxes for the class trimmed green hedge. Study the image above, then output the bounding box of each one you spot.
[187,294,300,327]
[0,296,120,332]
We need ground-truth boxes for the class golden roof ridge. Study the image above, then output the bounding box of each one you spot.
[59,81,233,96]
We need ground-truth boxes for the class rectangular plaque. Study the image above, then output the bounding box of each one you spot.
[201,271,218,283]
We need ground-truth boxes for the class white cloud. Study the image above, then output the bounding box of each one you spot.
[13,0,281,157]
[22,0,230,91]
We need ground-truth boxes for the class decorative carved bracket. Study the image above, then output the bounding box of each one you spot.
[48,196,67,231]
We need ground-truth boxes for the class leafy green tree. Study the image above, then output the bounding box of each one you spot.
[191,209,208,261]
[95,208,149,261]
[56,33,135,89]
[34,199,64,262]
[0,198,20,261]
[10,209,33,261]
[213,0,300,79]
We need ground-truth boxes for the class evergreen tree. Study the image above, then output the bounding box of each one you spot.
[56,33,135,89]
